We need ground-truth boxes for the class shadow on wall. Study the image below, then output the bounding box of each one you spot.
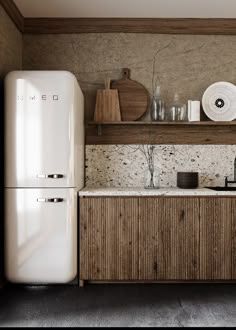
[0,79,5,285]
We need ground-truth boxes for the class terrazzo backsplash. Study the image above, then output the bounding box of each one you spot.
[86,145,236,188]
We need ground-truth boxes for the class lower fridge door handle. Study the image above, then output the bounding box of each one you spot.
[37,174,64,179]
[37,198,64,203]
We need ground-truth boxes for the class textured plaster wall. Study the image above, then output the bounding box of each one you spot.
[0,5,22,79]
[23,33,236,120]
[23,33,236,187]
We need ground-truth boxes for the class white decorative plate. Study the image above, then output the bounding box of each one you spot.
[202,82,236,121]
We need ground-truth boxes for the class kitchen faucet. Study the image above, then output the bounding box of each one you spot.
[225,157,236,187]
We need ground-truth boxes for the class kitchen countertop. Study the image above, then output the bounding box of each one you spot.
[78,187,236,197]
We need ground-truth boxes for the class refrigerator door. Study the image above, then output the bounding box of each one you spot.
[5,71,84,188]
[5,188,77,284]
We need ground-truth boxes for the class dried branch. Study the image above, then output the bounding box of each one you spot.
[152,42,173,95]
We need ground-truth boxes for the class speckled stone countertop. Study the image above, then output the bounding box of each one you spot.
[78,187,236,197]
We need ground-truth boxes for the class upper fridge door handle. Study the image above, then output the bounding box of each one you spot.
[37,174,64,179]
[37,198,64,203]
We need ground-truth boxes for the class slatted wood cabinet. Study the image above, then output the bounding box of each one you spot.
[80,196,236,281]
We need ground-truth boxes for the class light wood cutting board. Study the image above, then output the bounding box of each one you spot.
[94,79,121,122]
[111,68,149,121]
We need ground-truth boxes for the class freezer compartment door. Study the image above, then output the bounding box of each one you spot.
[5,188,77,284]
[5,71,84,188]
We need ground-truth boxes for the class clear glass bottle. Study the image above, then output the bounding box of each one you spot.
[168,93,187,121]
[150,86,165,121]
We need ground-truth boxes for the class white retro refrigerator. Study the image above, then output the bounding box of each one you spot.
[4,71,84,284]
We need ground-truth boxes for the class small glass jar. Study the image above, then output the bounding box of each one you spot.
[168,93,187,121]
[144,166,160,189]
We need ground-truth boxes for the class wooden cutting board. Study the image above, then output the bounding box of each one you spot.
[94,79,121,122]
[111,68,149,121]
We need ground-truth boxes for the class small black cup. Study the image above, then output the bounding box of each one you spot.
[177,172,199,189]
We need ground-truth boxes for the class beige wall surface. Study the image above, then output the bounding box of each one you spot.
[0,4,22,286]
[23,33,236,120]
[23,32,236,188]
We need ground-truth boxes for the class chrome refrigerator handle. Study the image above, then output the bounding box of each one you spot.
[37,174,64,179]
[37,198,64,203]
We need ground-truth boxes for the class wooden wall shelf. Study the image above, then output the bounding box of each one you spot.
[86,121,236,145]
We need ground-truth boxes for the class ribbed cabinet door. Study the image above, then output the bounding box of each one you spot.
[80,197,139,280]
[138,197,200,280]
[200,198,232,280]
[231,198,236,279]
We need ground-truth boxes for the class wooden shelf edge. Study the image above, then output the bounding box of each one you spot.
[24,18,236,35]
[87,121,236,126]
[86,121,236,144]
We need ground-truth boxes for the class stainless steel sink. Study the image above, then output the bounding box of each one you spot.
[205,186,236,191]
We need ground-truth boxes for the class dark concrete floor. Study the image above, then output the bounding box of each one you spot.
[1,283,236,327]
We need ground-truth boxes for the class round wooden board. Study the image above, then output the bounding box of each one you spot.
[111,68,149,121]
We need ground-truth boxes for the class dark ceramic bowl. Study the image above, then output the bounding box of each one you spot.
[177,172,199,189]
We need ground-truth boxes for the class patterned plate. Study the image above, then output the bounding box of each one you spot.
[202,82,236,121]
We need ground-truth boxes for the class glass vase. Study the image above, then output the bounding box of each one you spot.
[144,166,160,189]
